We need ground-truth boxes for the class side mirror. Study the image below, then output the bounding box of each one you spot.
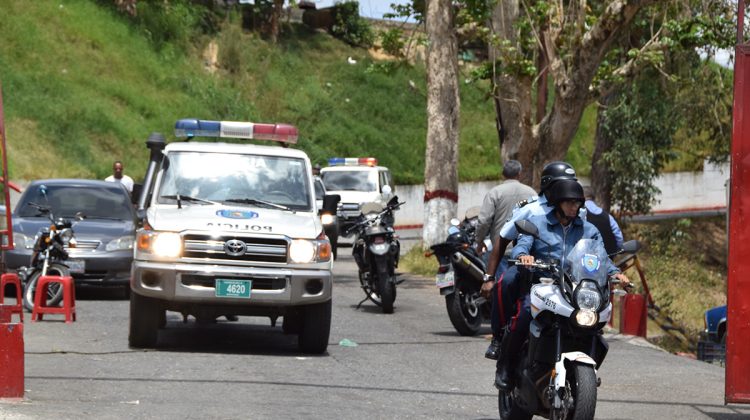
[136,208,147,222]
[621,239,641,253]
[514,220,539,238]
[322,194,340,214]
[387,196,399,207]
[74,212,86,221]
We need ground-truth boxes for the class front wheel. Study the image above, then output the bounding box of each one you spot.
[22,264,68,312]
[558,364,597,420]
[128,292,164,348]
[298,300,332,354]
[445,281,482,336]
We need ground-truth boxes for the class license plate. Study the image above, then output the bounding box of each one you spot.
[215,279,252,298]
[66,259,85,274]
[436,271,455,288]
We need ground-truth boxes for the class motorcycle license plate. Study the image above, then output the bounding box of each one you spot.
[66,260,85,274]
[436,271,455,288]
[215,279,252,298]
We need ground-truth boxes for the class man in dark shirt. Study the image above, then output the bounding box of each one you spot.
[582,186,623,254]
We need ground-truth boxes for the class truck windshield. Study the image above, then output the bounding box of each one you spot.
[156,151,311,211]
[321,170,377,192]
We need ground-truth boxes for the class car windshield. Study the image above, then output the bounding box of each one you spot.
[17,184,134,220]
[156,151,311,210]
[321,170,377,192]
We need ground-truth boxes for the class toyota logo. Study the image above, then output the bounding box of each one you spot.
[224,239,247,257]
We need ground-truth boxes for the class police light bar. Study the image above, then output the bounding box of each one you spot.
[328,157,378,167]
[174,119,298,144]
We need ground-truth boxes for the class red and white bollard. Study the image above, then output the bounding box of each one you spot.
[0,305,24,399]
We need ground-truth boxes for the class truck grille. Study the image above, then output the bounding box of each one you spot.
[182,234,288,263]
[181,274,287,290]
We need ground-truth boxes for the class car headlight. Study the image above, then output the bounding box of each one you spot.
[138,231,182,258]
[574,281,602,311]
[321,213,335,226]
[12,232,35,249]
[290,239,316,263]
[106,235,135,251]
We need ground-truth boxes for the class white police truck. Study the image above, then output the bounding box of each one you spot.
[319,157,395,236]
[129,119,336,354]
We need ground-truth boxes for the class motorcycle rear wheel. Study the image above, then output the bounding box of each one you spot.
[498,388,532,420]
[378,275,395,314]
[445,282,482,336]
[22,264,68,312]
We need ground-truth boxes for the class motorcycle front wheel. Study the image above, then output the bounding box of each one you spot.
[498,388,532,420]
[554,364,597,420]
[445,281,482,336]
[22,263,69,312]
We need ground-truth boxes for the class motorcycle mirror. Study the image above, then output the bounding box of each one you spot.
[514,220,540,238]
[449,218,460,227]
[74,212,86,221]
[387,195,399,207]
[621,240,641,253]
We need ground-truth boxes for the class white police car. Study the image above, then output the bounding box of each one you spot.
[319,157,395,235]
[129,119,337,354]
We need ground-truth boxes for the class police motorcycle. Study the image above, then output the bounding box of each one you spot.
[20,202,83,311]
[345,196,403,314]
[498,220,638,420]
[426,207,491,336]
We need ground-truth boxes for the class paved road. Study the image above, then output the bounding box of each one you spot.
[1,254,748,419]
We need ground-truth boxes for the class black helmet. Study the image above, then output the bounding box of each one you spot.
[546,178,585,206]
[540,161,577,192]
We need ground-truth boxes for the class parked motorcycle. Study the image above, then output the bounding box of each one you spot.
[346,196,403,314]
[427,207,491,336]
[498,220,639,420]
[20,202,82,311]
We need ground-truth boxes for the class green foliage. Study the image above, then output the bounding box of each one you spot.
[600,73,678,214]
[330,1,374,47]
[379,28,406,58]
[399,246,438,277]
[128,0,212,50]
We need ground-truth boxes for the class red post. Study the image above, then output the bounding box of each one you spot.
[0,305,24,399]
[727,0,750,403]
[619,294,647,338]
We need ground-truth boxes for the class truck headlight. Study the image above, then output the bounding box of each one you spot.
[138,231,182,258]
[290,239,315,263]
[106,235,135,251]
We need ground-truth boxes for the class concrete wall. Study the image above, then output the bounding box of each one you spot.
[392,161,730,227]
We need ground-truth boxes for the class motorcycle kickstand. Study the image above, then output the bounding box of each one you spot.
[355,293,369,310]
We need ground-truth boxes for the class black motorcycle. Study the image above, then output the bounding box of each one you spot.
[20,202,82,311]
[427,207,490,336]
[346,196,403,314]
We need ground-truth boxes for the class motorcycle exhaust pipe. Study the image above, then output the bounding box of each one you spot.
[450,252,484,283]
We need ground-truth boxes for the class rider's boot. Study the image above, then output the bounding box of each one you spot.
[484,334,502,360]
[494,333,515,390]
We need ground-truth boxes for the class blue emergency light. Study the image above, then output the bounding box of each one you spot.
[327,157,378,167]
[174,119,298,144]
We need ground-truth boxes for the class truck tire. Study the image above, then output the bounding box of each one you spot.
[298,300,332,354]
[129,292,163,348]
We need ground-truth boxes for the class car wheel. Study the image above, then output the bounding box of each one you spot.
[298,300,332,354]
[129,292,163,348]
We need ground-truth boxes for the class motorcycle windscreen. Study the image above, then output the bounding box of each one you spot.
[564,239,610,288]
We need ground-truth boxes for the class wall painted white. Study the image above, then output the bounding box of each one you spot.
[392,161,730,227]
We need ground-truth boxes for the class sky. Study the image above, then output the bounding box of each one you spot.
[309,0,409,20]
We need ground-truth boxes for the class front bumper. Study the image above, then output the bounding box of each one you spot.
[132,260,332,307]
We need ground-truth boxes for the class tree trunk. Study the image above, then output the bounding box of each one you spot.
[269,0,284,43]
[591,92,617,211]
[422,0,460,247]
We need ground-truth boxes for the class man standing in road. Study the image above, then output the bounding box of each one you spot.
[583,185,623,254]
[105,160,134,193]
[474,160,536,359]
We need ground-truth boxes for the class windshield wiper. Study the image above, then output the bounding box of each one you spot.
[82,216,123,221]
[159,194,217,208]
[224,198,290,211]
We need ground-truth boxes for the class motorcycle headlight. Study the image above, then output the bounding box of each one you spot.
[575,310,598,327]
[290,239,315,263]
[574,281,602,311]
[106,235,135,251]
[12,232,35,249]
[320,213,335,226]
[138,231,182,258]
[58,228,74,244]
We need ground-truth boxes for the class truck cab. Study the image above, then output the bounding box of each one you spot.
[129,119,336,354]
[319,157,395,234]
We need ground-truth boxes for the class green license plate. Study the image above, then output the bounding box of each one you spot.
[215,279,252,298]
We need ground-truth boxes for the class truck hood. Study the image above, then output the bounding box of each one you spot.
[326,190,381,205]
[147,205,321,239]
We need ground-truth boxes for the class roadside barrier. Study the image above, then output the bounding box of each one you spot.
[31,275,76,323]
[0,305,24,399]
